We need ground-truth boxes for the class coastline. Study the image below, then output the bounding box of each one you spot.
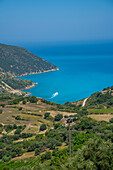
[24,92,32,97]
[23,82,38,90]
[18,68,59,77]
[20,68,59,96]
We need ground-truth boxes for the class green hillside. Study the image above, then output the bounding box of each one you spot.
[85,86,113,109]
[0,43,58,76]
[0,73,33,90]
[0,88,113,169]
[0,73,33,97]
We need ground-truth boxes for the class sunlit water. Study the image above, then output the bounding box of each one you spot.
[17,42,113,104]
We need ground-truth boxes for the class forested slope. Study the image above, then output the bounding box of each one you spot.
[0,43,58,76]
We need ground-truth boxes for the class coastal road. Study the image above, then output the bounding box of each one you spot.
[82,97,88,107]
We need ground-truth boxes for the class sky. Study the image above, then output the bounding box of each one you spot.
[0,0,113,44]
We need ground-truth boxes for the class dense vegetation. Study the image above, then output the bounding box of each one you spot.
[0,116,113,169]
[0,85,113,169]
[2,41,113,169]
[0,73,33,90]
[0,43,58,76]
[85,86,113,109]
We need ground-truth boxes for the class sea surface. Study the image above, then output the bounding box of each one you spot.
[18,41,113,104]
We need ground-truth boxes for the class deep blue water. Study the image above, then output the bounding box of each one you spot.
[18,42,113,104]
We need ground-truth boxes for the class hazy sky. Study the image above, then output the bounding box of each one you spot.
[0,0,113,43]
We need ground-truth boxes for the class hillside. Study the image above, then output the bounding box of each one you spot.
[84,86,113,109]
[0,73,34,96]
[0,88,113,169]
[72,85,113,109]
[0,43,58,76]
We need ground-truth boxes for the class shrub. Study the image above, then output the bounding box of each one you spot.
[0,104,5,108]
[0,109,3,114]
[15,129,21,134]
[44,112,50,119]
[15,115,21,120]
[111,86,113,90]
[46,115,54,121]
[21,133,33,138]
[29,96,38,103]
[55,114,63,121]
[0,143,5,149]
[4,124,13,132]
[23,100,26,104]
[54,123,60,129]
[2,156,11,162]
[35,148,41,156]
[18,107,22,111]
[13,124,17,129]
[35,134,43,140]
[0,124,3,127]
[13,100,19,104]
[44,151,51,160]
[64,115,68,118]
[40,124,47,131]
[109,118,113,123]
[41,151,51,162]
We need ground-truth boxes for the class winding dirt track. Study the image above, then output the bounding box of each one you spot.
[82,98,88,107]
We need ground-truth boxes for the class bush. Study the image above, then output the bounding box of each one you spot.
[64,115,68,118]
[15,129,21,134]
[0,124,3,127]
[0,109,3,114]
[29,96,38,103]
[41,151,51,162]
[55,114,63,121]
[0,143,5,149]
[44,151,51,160]
[2,156,11,162]
[15,115,21,120]
[13,124,17,129]
[21,133,33,138]
[4,124,14,132]
[35,134,43,140]
[23,100,26,104]
[109,118,113,123]
[18,107,22,111]
[54,123,60,129]
[44,112,50,119]
[46,115,54,121]
[40,124,47,131]
[0,104,5,108]
[35,148,41,156]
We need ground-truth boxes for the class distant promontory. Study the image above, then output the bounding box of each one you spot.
[0,43,59,77]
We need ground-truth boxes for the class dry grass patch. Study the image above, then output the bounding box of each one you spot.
[57,142,67,150]
[12,151,35,161]
[8,129,16,135]
[88,114,113,122]
[27,126,39,133]
[49,110,77,117]
[13,135,36,143]
[18,103,56,111]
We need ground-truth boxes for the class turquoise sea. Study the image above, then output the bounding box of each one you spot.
[18,42,113,104]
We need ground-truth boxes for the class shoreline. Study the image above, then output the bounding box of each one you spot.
[17,68,59,77]
[16,68,59,97]
[23,82,38,90]
[24,92,32,97]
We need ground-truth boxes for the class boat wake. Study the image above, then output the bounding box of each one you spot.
[51,92,58,99]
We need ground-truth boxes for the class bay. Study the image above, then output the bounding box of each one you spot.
[18,42,113,104]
